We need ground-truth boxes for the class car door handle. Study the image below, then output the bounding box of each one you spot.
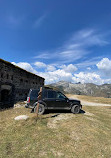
[56,100,60,101]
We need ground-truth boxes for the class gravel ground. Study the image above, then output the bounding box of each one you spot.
[81,100,111,106]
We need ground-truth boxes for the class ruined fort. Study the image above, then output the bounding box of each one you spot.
[0,58,45,108]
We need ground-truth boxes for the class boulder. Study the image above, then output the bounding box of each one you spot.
[14,115,29,120]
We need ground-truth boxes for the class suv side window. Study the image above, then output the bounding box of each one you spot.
[42,90,47,99]
[47,90,56,98]
[56,92,66,99]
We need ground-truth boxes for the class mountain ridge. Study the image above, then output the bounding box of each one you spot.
[48,81,111,98]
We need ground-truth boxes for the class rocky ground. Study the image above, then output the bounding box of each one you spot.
[14,101,27,108]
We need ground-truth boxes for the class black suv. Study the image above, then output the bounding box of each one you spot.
[26,87,82,114]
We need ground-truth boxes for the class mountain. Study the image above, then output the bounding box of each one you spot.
[48,81,111,98]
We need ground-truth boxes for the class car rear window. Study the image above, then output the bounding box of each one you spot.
[30,90,39,100]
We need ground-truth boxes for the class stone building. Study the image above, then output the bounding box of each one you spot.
[0,58,45,108]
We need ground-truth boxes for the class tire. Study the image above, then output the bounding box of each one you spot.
[34,104,45,115]
[71,105,80,114]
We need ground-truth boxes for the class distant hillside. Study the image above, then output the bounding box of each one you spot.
[48,81,111,98]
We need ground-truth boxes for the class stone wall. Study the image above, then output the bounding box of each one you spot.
[0,59,45,108]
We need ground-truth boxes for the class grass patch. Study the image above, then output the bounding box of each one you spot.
[0,106,111,158]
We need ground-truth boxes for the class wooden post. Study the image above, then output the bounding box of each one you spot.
[36,87,42,118]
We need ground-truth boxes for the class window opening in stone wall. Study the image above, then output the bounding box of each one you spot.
[1,89,10,102]
[25,80,28,83]
[40,79,43,85]
[1,73,3,78]
[7,74,9,79]
[20,79,23,83]
[11,75,13,80]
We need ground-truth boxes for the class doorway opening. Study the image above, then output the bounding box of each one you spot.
[0,84,14,109]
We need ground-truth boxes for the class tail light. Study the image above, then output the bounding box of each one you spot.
[27,97,30,103]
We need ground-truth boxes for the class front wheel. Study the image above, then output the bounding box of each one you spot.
[71,105,80,114]
[34,104,45,115]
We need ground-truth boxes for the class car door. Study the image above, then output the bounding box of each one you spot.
[54,92,70,109]
[43,90,57,109]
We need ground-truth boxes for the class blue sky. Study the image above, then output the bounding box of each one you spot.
[1,0,111,84]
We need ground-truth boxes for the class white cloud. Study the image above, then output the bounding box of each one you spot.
[59,50,88,63]
[34,28,108,64]
[46,65,56,71]
[34,52,57,59]
[76,56,103,68]
[72,72,104,85]
[72,29,108,47]
[104,79,111,84]
[34,61,56,71]
[12,62,37,74]
[50,69,73,81]
[11,61,75,84]
[38,70,105,85]
[33,14,46,28]
[11,60,111,85]
[97,58,111,76]
[60,64,77,73]
[38,69,73,84]
[34,61,46,68]
[35,64,75,84]
[87,67,91,70]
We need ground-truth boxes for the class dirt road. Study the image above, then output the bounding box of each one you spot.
[80,100,111,106]
[68,95,111,106]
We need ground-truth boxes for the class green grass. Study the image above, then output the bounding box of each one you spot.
[0,106,111,158]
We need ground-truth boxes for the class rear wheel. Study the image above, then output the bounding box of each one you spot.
[34,104,45,115]
[71,105,80,114]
